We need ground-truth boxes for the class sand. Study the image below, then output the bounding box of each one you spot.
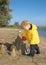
[0,28,46,65]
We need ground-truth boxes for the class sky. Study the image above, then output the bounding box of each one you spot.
[9,0,46,26]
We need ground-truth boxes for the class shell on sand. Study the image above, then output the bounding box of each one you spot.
[0,39,6,43]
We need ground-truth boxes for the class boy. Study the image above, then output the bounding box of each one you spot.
[21,20,40,57]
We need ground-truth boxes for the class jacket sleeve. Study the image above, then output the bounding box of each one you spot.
[28,31,33,43]
[21,31,27,37]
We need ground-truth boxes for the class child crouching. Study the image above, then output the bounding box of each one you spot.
[21,20,40,57]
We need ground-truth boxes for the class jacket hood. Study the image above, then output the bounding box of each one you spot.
[32,24,37,30]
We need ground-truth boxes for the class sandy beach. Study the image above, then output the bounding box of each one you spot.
[0,28,46,65]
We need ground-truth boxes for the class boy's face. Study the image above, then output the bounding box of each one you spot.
[23,24,30,30]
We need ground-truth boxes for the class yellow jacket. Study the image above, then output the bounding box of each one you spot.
[22,24,40,45]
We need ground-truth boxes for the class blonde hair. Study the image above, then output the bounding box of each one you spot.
[21,20,30,28]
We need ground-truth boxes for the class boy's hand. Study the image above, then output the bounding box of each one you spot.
[21,36,27,41]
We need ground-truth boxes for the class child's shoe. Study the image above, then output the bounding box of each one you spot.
[36,51,40,54]
[26,53,34,57]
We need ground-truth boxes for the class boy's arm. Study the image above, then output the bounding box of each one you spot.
[21,31,27,41]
